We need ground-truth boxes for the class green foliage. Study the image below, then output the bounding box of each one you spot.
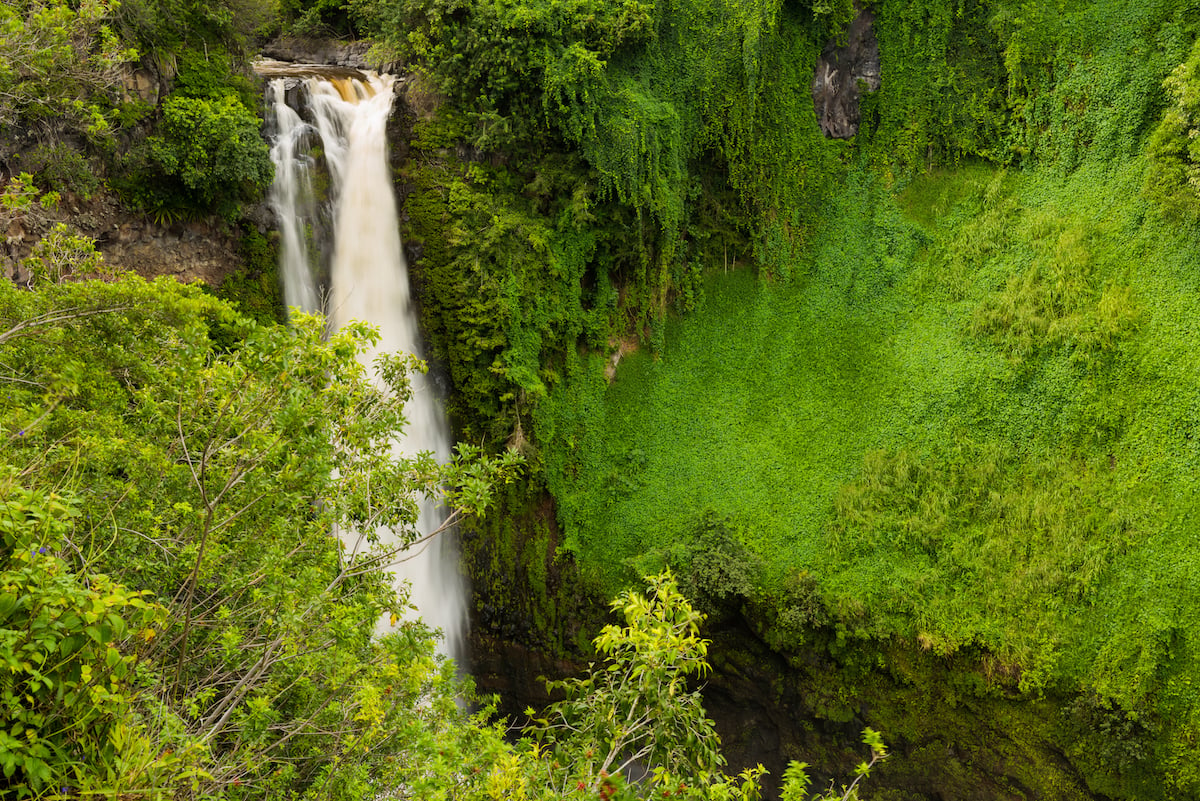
[109,0,276,54]
[0,0,137,144]
[404,147,612,439]
[171,47,259,106]
[383,0,845,439]
[99,8,273,225]
[826,442,1140,670]
[356,0,654,147]
[965,203,1140,363]
[0,473,203,797]
[212,224,285,325]
[522,572,883,801]
[1147,36,1200,219]
[540,152,1200,795]
[990,0,1198,170]
[21,224,112,285]
[670,513,763,612]
[0,284,871,798]
[780,729,886,801]
[460,475,607,656]
[122,93,273,221]
[1,173,58,217]
[278,0,363,36]
[854,0,1200,172]
[345,0,1200,797]
[864,0,1008,166]
[528,572,728,785]
[17,143,103,200]
[542,169,921,593]
[0,274,522,797]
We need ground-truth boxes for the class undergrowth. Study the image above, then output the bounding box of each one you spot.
[387,0,1200,794]
[541,157,1200,795]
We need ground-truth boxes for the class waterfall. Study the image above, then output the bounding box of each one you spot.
[263,67,468,660]
[266,80,319,315]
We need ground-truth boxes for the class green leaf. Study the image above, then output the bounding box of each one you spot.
[104,646,121,670]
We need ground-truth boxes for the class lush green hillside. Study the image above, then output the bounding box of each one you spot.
[8,0,1200,795]
[375,0,1200,794]
[540,154,1200,794]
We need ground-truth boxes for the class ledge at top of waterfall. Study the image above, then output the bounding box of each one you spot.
[253,57,378,82]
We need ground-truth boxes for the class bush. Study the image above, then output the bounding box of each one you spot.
[22,224,111,285]
[0,472,204,797]
[172,47,259,105]
[0,0,137,146]
[19,143,102,199]
[122,94,273,221]
[1146,38,1200,220]
[0,274,523,798]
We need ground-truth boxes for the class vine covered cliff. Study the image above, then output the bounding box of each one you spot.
[6,0,1200,797]
[365,0,1200,797]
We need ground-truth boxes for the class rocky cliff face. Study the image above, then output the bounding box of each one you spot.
[812,5,881,139]
[1,57,254,288]
[2,189,249,287]
[261,37,378,70]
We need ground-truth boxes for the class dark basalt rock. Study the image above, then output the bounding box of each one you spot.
[812,5,881,139]
[260,37,381,71]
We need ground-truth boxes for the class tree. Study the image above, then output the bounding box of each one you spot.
[0,0,136,142]
[0,265,880,798]
[127,93,274,221]
[0,474,203,798]
[523,571,886,801]
[0,271,520,796]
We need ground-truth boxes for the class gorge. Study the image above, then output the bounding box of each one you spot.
[5,0,1200,798]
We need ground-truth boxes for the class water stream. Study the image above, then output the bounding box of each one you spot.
[263,67,468,660]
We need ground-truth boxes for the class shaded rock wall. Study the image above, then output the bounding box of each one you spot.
[812,5,881,138]
[1,191,244,287]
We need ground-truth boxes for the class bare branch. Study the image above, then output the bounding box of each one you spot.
[0,304,136,347]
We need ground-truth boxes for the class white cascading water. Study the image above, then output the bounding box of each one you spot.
[265,70,467,660]
[266,80,319,314]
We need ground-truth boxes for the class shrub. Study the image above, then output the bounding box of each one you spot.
[1146,38,1200,220]
[123,94,272,221]
[19,143,102,199]
[0,472,204,797]
[22,224,111,285]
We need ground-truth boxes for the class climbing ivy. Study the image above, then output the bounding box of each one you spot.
[364,0,855,440]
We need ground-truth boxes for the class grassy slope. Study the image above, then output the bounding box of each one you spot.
[541,154,1200,792]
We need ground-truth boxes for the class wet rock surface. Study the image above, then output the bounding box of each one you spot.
[812,5,881,139]
[260,37,397,73]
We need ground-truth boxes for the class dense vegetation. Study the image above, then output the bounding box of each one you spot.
[0,268,508,794]
[5,267,885,798]
[0,3,884,798]
[361,0,1200,797]
[8,0,1200,797]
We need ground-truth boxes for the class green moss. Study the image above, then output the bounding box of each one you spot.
[459,477,607,657]
[212,226,284,326]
